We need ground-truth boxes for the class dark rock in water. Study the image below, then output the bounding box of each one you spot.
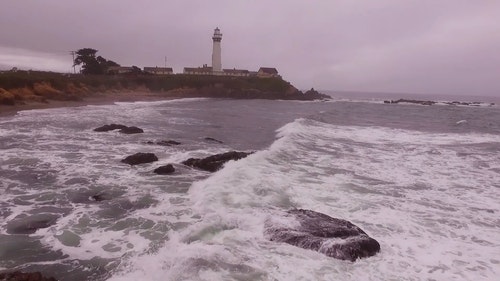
[182,151,252,172]
[6,214,59,234]
[119,126,144,134]
[121,153,158,165]
[94,124,144,134]
[0,271,57,281]
[153,164,175,175]
[90,193,111,202]
[93,124,128,132]
[146,140,182,146]
[204,137,224,144]
[264,209,380,261]
[386,99,435,106]
[158,140,181,146]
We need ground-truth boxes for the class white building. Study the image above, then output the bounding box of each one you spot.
[143,67,173,75]
[212,27,222,72]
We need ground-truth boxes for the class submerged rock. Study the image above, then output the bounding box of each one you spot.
[204,137,224,144]
[146,140,182,146]
[182,151,252,172]
[0,271,57,281]
[153,164,175,175]
[94,124,144,134]
[6,214,59,235]
[264,209,380,261]
[121,153,158,165]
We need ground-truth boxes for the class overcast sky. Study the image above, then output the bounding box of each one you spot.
[1,0,499,96]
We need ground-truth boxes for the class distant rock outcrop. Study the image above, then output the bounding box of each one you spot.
[121,153,158,165]
[384,99,435,106]
[0,271,57,281]
[264,209,380,261]
[182,151,252,172]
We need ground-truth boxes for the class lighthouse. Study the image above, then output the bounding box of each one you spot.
[212,27,222,72]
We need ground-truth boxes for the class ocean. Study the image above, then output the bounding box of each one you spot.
[0,95,499,280]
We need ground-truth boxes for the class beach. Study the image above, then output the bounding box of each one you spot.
[0,91,179,118]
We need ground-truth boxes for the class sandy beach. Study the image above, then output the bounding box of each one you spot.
[0,91,177,118]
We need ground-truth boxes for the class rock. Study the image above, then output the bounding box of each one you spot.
[158,140,181,146]
[94,124,144,134]
[93,124,128,132]
[204,137,224,144]
[6,214,59,234]
[264,209,380,261]
[146,140,181,146]
[121,153,158,165]
[302,88,331,100]
[153,164,175,175]
[90,193,111,202]
[119,126,144,134]
[182,151,252,172]
[0,271,57,281]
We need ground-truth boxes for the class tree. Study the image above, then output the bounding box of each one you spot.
[73,48,120,75]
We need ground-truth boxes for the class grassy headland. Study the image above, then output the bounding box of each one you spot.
[0,71,329,111]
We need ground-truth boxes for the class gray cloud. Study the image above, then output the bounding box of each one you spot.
[1,0,499,96]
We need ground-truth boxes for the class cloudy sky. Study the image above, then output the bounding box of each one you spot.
[1,0,499,96]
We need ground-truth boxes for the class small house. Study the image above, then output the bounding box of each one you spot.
[257,67,279,78]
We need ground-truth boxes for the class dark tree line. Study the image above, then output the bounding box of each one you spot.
[73,48,120,75]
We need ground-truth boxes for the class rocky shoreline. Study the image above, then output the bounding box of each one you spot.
[384,98,495,107]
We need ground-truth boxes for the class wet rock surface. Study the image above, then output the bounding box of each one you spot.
[118,126,144,134]
[93,124,127,132]
[6,214,59,235]
[264,209,380,261]
[0,271,57,281]
[182,151,252,172]
[93,124,143,134]
[121,153,158,165]
[153,164,175,175]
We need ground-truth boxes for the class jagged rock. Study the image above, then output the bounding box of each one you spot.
[153,164,175,175]
[302,88,330,100]
[182,151,252,172]
[121,153,158,165]
[119,126,144,134]
[0,271,57,281]
[93,124,128,132]
[204,137,224,144]
[264,209,380,261]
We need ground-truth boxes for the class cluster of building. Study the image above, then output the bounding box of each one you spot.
[108,28,280,78]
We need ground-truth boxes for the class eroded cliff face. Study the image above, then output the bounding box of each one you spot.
[0,72,330,106]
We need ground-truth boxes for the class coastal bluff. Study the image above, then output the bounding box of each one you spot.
[0,71,330,108]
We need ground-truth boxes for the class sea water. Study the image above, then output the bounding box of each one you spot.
[0,96,499,280]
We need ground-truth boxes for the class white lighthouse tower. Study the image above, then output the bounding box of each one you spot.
[211,27,222,73]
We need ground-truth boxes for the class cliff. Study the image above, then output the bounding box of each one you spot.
[0,71,330,106]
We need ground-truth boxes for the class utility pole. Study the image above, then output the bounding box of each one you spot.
[70,51,76,74]
[164,56,167,68]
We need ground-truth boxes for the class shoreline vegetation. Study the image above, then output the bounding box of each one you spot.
[0,70,330,116]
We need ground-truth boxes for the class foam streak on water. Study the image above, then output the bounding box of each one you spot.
[1,98,499,280]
